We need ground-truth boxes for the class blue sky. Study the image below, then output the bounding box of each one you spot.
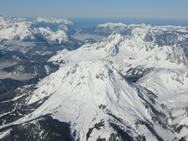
[0,0,187,19]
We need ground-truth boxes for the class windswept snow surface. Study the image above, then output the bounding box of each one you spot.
[1,22,188,141]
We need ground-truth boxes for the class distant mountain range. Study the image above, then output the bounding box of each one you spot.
[0,16,72,44]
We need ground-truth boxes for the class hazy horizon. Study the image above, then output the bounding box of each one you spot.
[0,0,188,20]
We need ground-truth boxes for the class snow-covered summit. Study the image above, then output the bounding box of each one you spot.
[51,32,187,71]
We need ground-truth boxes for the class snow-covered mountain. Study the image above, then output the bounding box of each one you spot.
[0,16,71,44]
[37,27,69,44]
[1,22,188,141]
[97,23,188,46]
[0,17,34,41]
[45,32,188,140]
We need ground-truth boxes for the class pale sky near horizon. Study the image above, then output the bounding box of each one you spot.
[0,0,187,19]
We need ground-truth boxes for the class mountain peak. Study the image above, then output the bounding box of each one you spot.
[27,60,161,141]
